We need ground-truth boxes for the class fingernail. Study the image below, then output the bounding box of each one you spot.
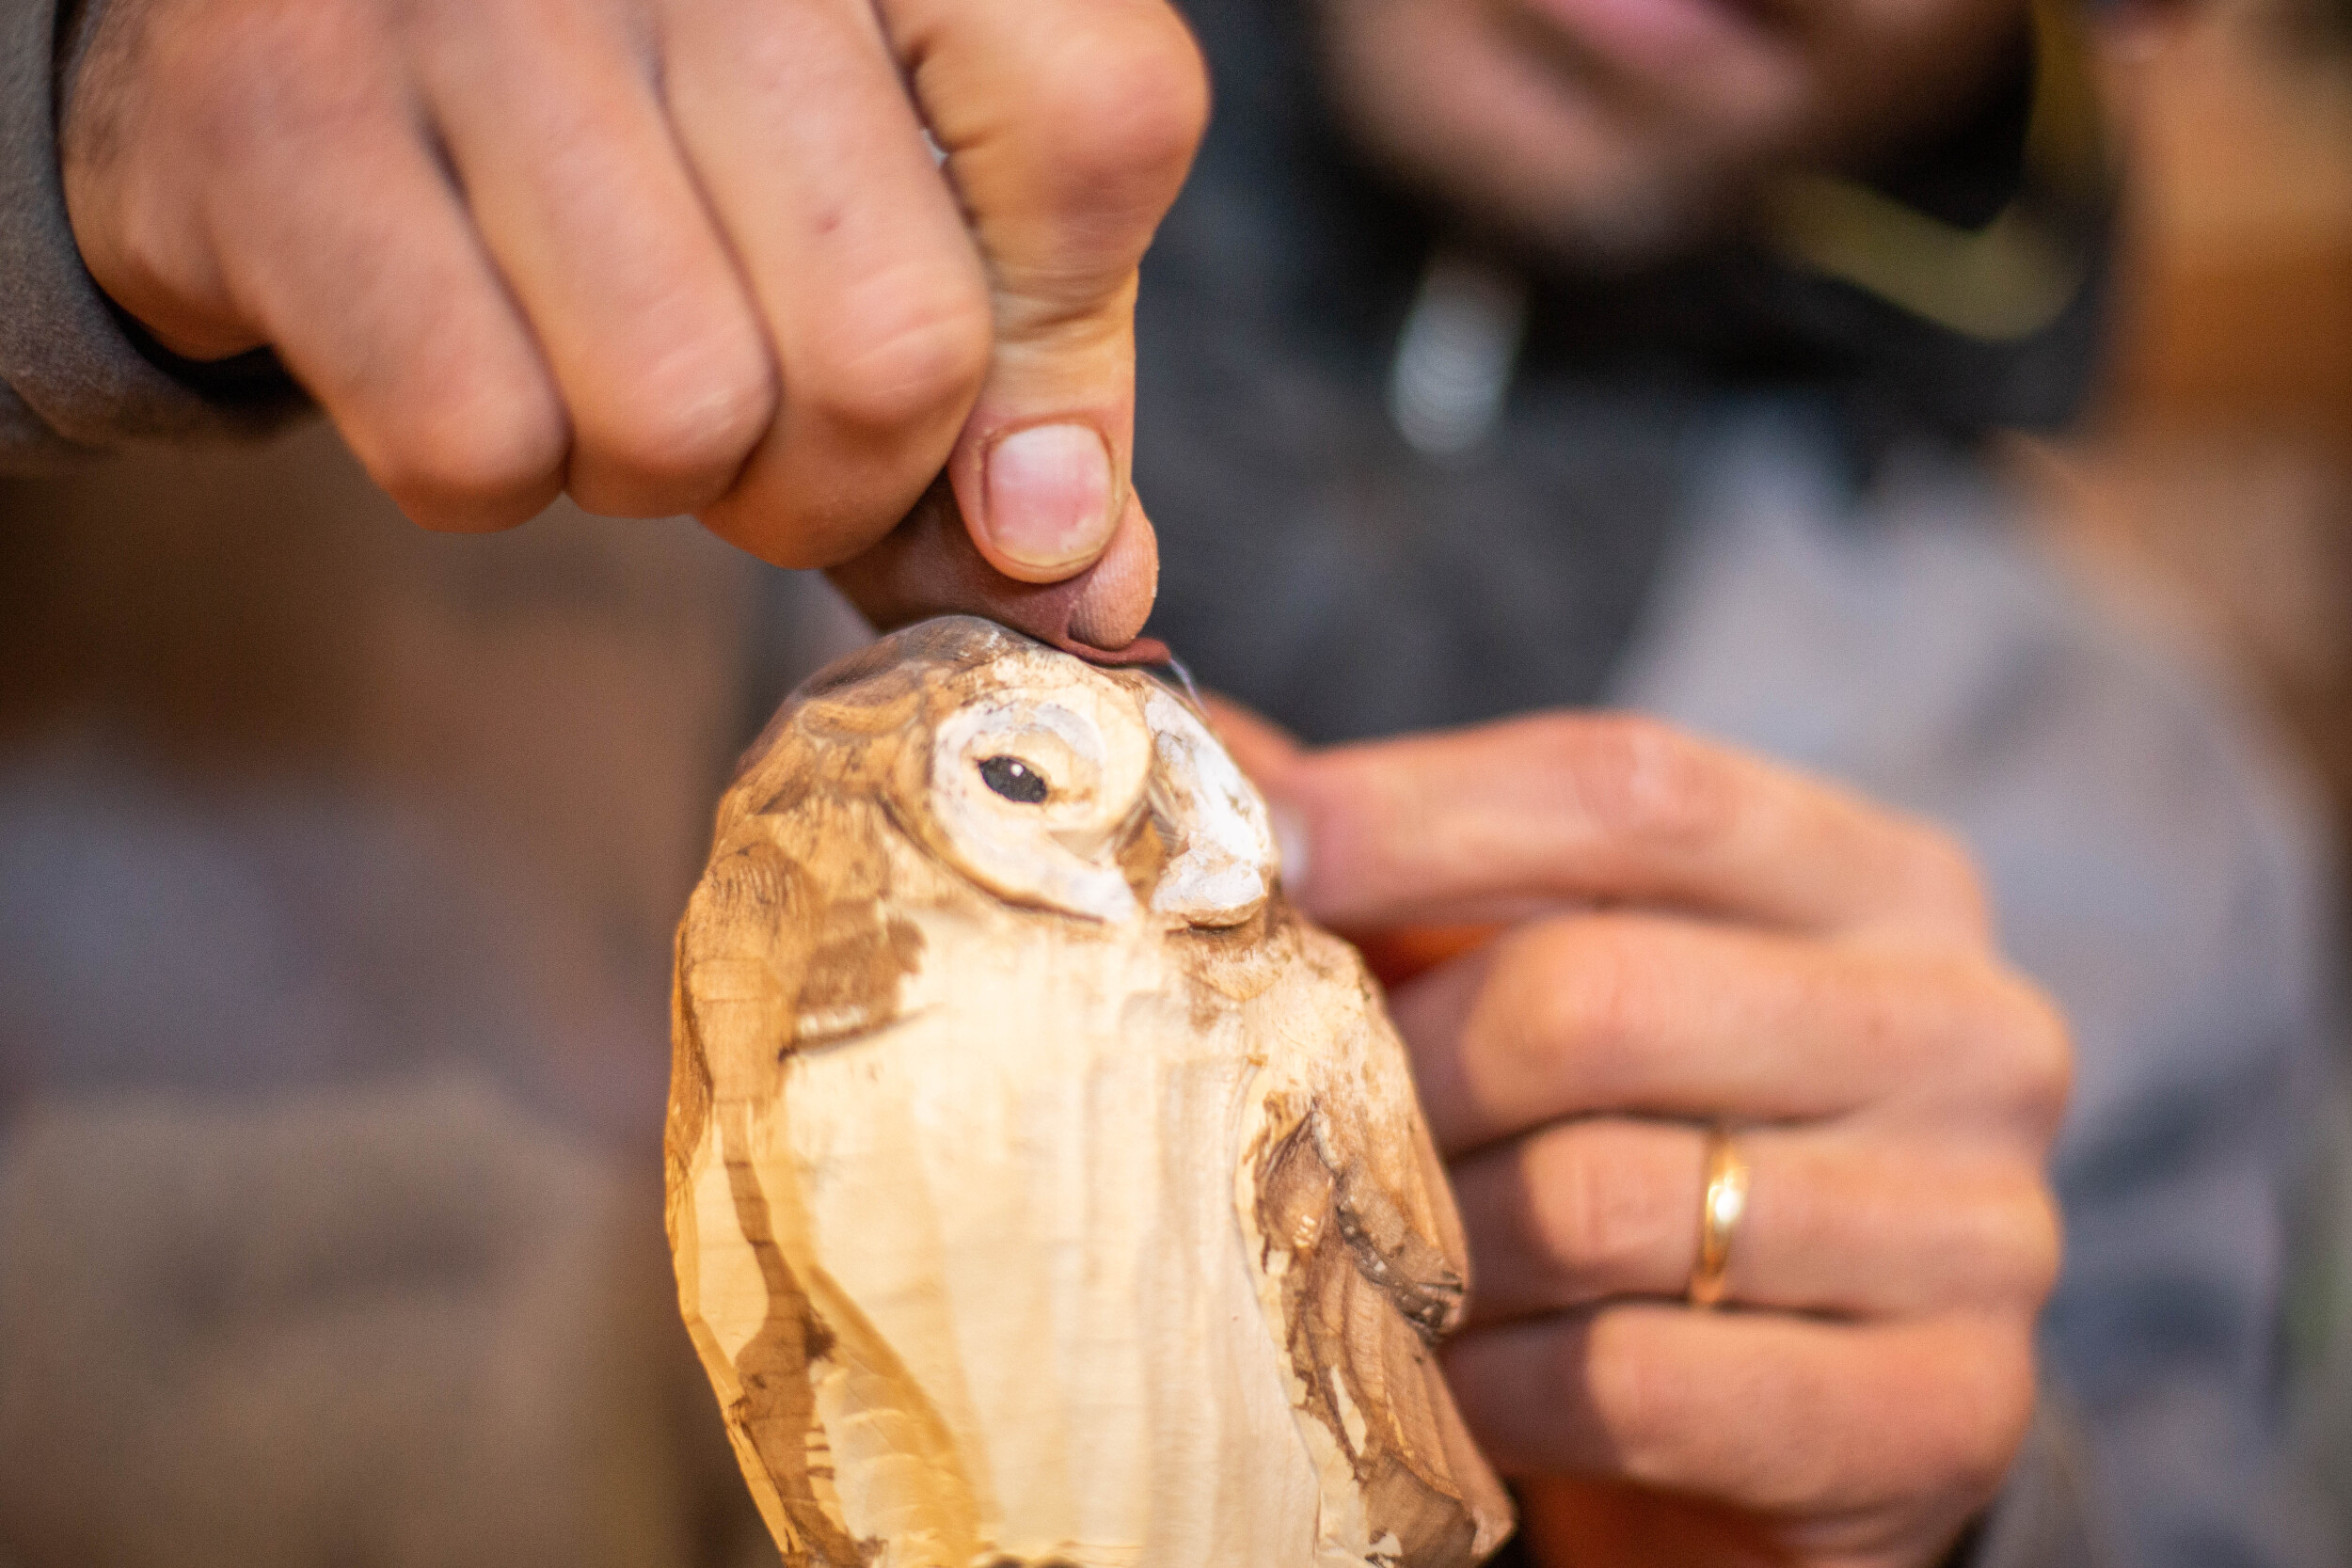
[984,423,1116,572]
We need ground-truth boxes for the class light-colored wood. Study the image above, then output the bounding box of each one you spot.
[667,616,1513,1568]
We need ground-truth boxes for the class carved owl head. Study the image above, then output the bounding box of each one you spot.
[720,614,1278,932]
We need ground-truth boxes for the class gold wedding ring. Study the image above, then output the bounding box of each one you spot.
[1688,1126,1749,1309]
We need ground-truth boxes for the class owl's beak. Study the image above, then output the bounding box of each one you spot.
[1142,689,1279,928]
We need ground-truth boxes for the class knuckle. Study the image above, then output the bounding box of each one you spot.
[376,392,566,527]
[1026,13,1211,214]
[699,459,891,570]
[115,206,183,286]
[581,343,776,496]
[799,274,993,437]
[1978,973,2074,1129]
[2007,1181,2065,1305]
[1912,951,2072,1129]
[1582,1318,1685,1482]
[1548,713,1736,852]
[2015,988,2075,1128]
[1517,918,1649,1073]
[692,484,790,565]
[1947,1163,2066,1308]
[81,198,204,322]
[1526,1128,1662,1285]
[1915,1328,2038,1508]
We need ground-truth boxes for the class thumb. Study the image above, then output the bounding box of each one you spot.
[887,0,1208,643]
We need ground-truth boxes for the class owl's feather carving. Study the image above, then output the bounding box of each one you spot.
[667,617,1513,1568]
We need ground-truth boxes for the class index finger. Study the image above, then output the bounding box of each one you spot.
[1389,912,2068,1156]
[1281,712,1988,945]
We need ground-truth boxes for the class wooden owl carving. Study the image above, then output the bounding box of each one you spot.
[666,616,1514,1568]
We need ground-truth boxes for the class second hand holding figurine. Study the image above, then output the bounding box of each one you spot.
[1211,700,2072,1568]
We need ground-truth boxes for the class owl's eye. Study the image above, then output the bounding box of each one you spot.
[927,667,1152,922]
[977,754,1049,804]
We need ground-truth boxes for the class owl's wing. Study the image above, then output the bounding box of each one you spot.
[670,835,860,1566]
[1254,970,1517,1567]
[667,835,798,1209]
[669,829,978,1568]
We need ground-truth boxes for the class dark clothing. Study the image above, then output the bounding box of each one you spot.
[1136,0,2109,742]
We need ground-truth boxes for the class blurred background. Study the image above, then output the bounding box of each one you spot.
[6,0,2352,1561]
[2015,2,2352,1550]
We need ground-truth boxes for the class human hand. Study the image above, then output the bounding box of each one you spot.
[58,0,1206,648]
[1212,701,2070,1568]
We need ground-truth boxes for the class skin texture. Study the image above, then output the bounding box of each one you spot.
[1210,698,2070,1568]
[57,0,1209,649]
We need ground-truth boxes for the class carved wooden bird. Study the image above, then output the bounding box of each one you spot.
[667,616,1513,1568]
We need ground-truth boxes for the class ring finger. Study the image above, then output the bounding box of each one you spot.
[1454,1118,2060,1323]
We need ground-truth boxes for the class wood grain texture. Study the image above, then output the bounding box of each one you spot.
[668,617,1512,1568]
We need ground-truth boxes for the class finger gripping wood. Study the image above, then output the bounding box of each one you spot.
[667,616,1514,1568]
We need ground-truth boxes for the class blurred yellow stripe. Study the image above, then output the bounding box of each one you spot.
[1766,0,2107,341]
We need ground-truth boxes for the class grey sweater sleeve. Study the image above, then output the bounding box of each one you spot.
[0,0,302,467]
